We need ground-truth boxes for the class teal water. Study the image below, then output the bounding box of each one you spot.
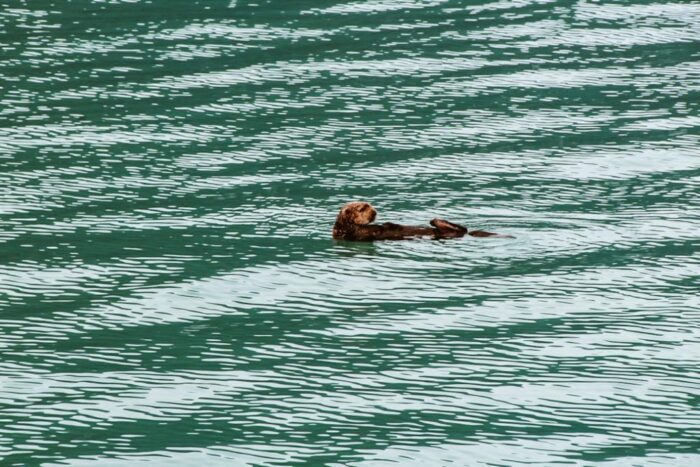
[2,0,700,465]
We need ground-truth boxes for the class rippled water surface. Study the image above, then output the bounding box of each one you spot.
[2,0,700,465]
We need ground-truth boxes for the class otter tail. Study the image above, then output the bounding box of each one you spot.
[468,230,514,238]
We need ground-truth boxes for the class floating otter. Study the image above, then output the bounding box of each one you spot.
[332,201,512,241]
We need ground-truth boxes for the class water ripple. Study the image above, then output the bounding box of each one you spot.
[2,0,699,464]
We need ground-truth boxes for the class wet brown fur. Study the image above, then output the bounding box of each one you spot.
[332,201,510,241]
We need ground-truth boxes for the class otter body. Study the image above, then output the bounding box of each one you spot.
[332,202,511,241]
[334,221,444,241]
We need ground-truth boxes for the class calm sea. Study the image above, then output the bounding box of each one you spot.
[2,0,699,465]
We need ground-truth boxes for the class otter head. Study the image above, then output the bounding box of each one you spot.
[333,201,377,239]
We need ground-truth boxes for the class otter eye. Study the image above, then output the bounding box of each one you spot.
[360,205,368,211]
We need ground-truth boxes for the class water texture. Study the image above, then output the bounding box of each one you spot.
[1,0,699,465]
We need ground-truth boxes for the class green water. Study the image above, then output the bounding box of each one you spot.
[2,0,700,465]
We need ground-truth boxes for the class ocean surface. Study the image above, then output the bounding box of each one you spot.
[2,0,699,465]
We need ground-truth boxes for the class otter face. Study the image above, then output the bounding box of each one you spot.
[337,201,377,225]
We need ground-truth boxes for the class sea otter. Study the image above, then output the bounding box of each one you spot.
[332,201,512,241]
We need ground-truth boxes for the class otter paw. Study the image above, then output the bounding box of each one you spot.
[430,218,467,233]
